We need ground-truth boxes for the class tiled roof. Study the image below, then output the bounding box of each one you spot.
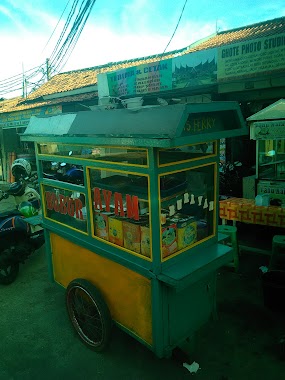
[1,16,284,114]
[0,92,97,113]
[26,16,285,101]
[0,96,22,112]
[182,16,285,53]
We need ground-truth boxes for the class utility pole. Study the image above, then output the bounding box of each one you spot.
[46,58,50,81]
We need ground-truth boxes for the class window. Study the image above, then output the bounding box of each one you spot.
[258,139,285,180]
[89,168,151,258]
[159,142,216,166]
[160,163,216,259]
[43,185,87,233]
[41,160,84,185]
[38,144,148,166]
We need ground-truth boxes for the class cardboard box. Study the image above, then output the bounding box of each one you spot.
[141,225,151,257]
[94,212,111,240]
[108,216,124,246]
[177,220,197,250]
[123,220,141,253]
[162,223,177,258]
[243,175,256,199]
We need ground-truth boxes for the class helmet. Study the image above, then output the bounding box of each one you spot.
[18,201,38,218]
[11,158,32,179]
[8,181,26,196]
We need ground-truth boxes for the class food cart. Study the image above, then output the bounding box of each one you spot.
[22,102,246,358]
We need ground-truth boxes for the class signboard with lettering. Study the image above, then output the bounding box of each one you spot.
[250,120,285,140]
[107,60,172,97]
[217,32,285,82]
[100,49,217,98]
[0,105,62,129]
[182,111,236,136]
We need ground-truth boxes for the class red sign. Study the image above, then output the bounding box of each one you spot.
[45,191,84,220]
[93,187,139,220]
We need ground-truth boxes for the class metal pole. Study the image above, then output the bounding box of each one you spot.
[46,58,50,81]
[22,62,25,98]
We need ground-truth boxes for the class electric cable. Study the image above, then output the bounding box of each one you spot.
[161,0,188,56]
[0,0,97,97]
[49,0,80,62]
[41,0,72,55]
[51,0,96,74]
[50,0,96,69]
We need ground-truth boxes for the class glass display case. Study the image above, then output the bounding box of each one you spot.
[257,139,285,181]
[38,143,217,261]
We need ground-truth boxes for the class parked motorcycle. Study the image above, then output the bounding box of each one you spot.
[0,159,44,285]
[43,161,84,185]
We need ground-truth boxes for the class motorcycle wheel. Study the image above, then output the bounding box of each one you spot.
[0,262,19,285]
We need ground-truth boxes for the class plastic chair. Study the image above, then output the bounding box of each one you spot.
[218,225,239,272]
[269,235,285,270]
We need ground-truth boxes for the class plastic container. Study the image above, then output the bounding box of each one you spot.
[255,194,270,206]
[262,270,285,312]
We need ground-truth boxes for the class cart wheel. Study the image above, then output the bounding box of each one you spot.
[66,278,112,352]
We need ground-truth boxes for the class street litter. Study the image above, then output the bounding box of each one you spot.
[183,361,200,374]
[259,266,268,273]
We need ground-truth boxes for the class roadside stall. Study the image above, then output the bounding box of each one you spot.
[220,99,285,229]
[22,102,246,358]
[248,99,285,206]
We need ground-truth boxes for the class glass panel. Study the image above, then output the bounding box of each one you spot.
[258,140,285,180]
[38,144,148,166]
[159,142,216,165]
[160,163,215,259]
[89,168,151,258]
[41,160,84,185]
[43,185,87,233]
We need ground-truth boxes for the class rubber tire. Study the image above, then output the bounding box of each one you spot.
[0,262,19,285]
[66,278,112,352]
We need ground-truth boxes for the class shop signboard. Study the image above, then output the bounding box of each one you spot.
[182,110,238,136]
[250,120,285,140]
[172,48,217,89]
[0,105,62,129]
[217,32,285,82]
[106,60,173,97]
[99,49,217,98]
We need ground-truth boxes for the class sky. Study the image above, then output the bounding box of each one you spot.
[0,0,285,98]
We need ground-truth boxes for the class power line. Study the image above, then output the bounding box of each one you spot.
[0,0,97,97]
[51,0,96,74]
[50,0,97,74]
[41,0,72,55]
[49,0,80,62]
[161,0,188,55]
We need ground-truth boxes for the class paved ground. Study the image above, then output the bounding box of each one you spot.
[1,246,285,379]
[1,192,285,379]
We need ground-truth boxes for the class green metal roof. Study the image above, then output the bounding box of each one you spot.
[23,102,247,147]
[247,99,285,122]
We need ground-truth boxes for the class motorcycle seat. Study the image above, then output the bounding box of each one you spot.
[0,209,21,221]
